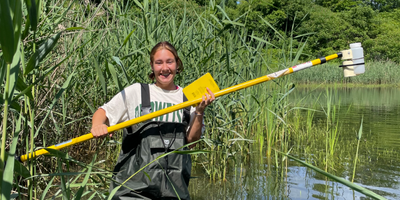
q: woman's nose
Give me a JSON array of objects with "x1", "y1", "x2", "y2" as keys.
[{"x1": 161, "y1": 63, "x2": 169, "y2": 70}]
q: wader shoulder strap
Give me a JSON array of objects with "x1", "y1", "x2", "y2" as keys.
[
  {"x1": 125, "y1": 83, "x2": 151, "y2": 134},
  {"x1": 182, "y1": 94, "x2": 190, "y2": 125},
  {"x1": 140, "y1": 83, "x2": 151, "y2": 116}
]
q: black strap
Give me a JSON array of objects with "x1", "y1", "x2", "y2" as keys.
[
  {"x1": 182, "y1": 94, "x2": 191, "y2": 124},
  {"x1": 140, "y1": 83, "x2": 152, "y2": 116},
  {"x1": 338, "y1": 62, "x2": 365, "y2": 68}
]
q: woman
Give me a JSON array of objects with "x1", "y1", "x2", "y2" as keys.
[{"x1": 91, "y1": 41, "x2": 215, "y2": 199}]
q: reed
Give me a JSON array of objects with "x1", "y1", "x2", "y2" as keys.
[
  {"x1": 352, "y1": 116, "x2": 363, "y2": 183},
  {"x1": 324, "y1": 87, "x2": 341, "y2": 170},
  {"x1": 291, "y1": 60, "x2": 400, "y2": 85}
]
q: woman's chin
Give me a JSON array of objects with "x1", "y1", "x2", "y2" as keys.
[{"x1": 156, "y1": 76, "x2": 175, "y2": 89}]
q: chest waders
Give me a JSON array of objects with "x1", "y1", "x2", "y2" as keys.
[{"x1": 110, "y1": 84, "x2": 192, "y2": 200}]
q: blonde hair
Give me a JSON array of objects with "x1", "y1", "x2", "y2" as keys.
[{"x1": 149, "y1": 41, "x2": 183, "y2": 80}]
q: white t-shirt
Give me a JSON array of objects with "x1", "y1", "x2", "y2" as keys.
[{"x1": 101, "y1": 83, "x2": 200, "y2": 130}]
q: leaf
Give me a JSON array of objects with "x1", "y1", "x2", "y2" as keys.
[
  {"x1": 0, "y1": 0, "x2": 15, "y2": 64},
  {"x1": 133, "y1": 0, "x2": 143, "y2": 10},
  {"x1": 249, "y1": 35, "x2": 277, "y2": 48},
  {"x1": 25, "y1": 171, "x2": 109, "y2": 180},
  {"x1": 111, "y1": 56, "x2": 123, "y2": 68},
  {"x1": 8, "y1": 37, "x2": 21, "y2": 102},
  {"x1": 95, "y1": 59, "x2": 107, "y2": 96},
  {"x1": 107, "y1": 186, "x2": 121, "y2": 200},
  {"x1": 2, "y1": 112, "x2": 24, "y2": 199},
  {"x1": 143, "y1": 171, "x2": 151, "y2": 181},
  {"x1": 65, "y1": 27, "x2": 85, "y2": 31},
  {"x1": 172, "y1": 150, "x2": 211, "y2": 155},
  {"x1": 14, "y1": 159, "x2": 31, "y2": 178},
  {"x1": 25, "y1": 32, "x2": 62, "y2": 75},
  {"x1": 16, "y1": 76, "x2": 33, "y2": 99},
  {"x1": 40, "y1": 177, "x2": 55, "y2": 200},
  {"x1": 25, "y1": 0, "x2": 38, "y2": 32},
  {"x1": 74, "y1": 154, "x2": 96, "y2": 200},
  {"x1": 357, "y1": 116, "x2": 363, "y2": 140},
  {"x1": 278, "y1": 151, "x2": 386, "y2": 200},
  {"x1": 112, "y1": 56, "x2": 131, "y2": 85},
  {"x1": 44, "y1": 148, "x2": 68, "y2": 160},
  {"x1": 11, "y1": 0, "x2": 22, "y2": 53},
  {"x1": 221, "y1": 20, "x2": 244, "y2": 27},
  {"x1": 115, "y1": 28, "x2": 136, "y2": 55},
  {"x1": 107, "y1": 62, "x2": 123, "y2": 92},
  {"x1": 259, "y1": 16, "x2": 284, "y2": 40}
]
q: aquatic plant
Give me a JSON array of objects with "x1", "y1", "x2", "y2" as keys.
[{"x1": 352, "y1": 116, "x2": 363, "y2": 183}]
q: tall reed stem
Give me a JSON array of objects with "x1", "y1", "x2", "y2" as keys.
[
  {"x1": 352, "y1": 139, "x2": 361, "y2": 182},
  {"x1": 0, "y1": 63, "x2": 11, "y2": 195},
  {"x1": 352, "y1": 117, "x2": 363, "y2": 182}
]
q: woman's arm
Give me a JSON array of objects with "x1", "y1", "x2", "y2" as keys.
[{"x1": 187, "y1": 88, "x2": 215, "y2": 147}]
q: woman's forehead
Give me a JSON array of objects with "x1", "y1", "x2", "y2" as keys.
[{"x1": 154, "y1": 49, "x2": 175, "y2": 59}]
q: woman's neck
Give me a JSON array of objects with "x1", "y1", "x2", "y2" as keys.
[{"x1": 155, "y1": 82, "x2": 177, "y2": 90}]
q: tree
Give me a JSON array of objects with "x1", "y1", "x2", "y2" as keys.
[{"x1": 362, "y1": 0, "x2": 400, "y2": 11}]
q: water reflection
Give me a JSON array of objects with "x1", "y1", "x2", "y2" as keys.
[{"x1": 190, "y1": 87, "x2": 400, "y2": 200}]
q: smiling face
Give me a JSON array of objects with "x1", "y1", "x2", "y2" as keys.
[{"x1": 151, "y1": 49, "x2": 178, "y2": 90}]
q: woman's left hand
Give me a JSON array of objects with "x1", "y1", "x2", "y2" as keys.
[{"x1": 196, "y1": 87, "x2": 215, "y2": 114}]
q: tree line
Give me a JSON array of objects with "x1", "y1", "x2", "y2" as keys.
[{"x1": 169, "y1": 0, "x2": 400, "y2": 63}]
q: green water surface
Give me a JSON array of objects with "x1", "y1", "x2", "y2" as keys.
[{"x1": 189, "y1": 87, "x2": 400, "y2": 200}]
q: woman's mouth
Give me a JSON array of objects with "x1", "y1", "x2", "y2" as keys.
[{"x1": 160, "y1": 72, "x2": 171, "y2": 78}]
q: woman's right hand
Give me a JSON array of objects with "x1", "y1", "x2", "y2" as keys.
[
  {"x1": 91, "y1": 124, "x2": 110, "y2": 138},
  {"x1": 91, "y1": 108, "x2": 112, "y2": 138}
]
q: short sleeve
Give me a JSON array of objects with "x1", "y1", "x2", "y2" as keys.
[{"x1": 100, "y1": 90, "x2": 129, "y2": 126}]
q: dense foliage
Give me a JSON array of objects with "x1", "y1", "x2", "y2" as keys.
[{"x1": 208, "y1": 0, "x2": 400, "y2": 62}]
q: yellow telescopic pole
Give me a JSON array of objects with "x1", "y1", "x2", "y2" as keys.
[{"x1": 18, "y1": 53, "x2": 342, "y2": 162}]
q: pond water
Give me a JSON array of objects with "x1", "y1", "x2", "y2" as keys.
[{"x1": 189, "y1": 87, "x2": 400, "y2": 199}]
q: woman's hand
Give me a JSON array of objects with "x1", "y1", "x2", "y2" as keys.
[
  {"x1": 91, "y1": 124, "x2": 111, "y2": 138},
  {"x1": 195, "y1": 87, "x2": 215, "y2": 114},
  {"x1": 91, "y1": 108, "x2": 112, "y2": 138}
]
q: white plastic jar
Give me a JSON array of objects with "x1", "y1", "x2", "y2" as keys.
[{"x1": 350, "y1": 43, "x2": 365, "y2": 74}]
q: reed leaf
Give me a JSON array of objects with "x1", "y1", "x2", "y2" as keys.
[
  {"x1": 11, "y1": 0, "x2": 22, "y2": 53},
  {"x1": 25, "y1": 0, "x2": 38, "y2": 32},
  {"x1": 8, "y1": 39, "x2": 21, "y2": 102},
  {"x1": 1, "y1": 112, "x2": 22, "y2": 200},
  {"x1": 259, "y1": 16, "x2": 284, "y2": 40},
  {"x1": 25, "y1": 32, "x2": 62, "y2": 75},
  {"x1": 107, "y1": 62, "x2": 123, "y2": 92},
  {"x1": 357, "y1": 116, "x2": 363, "y2": 140},
  {"x1": 40, "y1": 177, "x2": 55, "y2": 200},
  {"x1": 248, "y1": 35, "x2": 276, "y2": 48},
  {"x1": 14, "y1": 159, "x2": 31, "y2": 179},
  {"x1": 74, "y1": 154, "x2": 96, "y2": 200},
  {"x1": 0, "y1": 0, "x2": 15, "y2": 64},
  {"x1": 280, "y1": 152, "x2": 387, "y2": 200},
  {"x1": 94, "y1": 58, "x2": 107, "y2": 96},
  {"x1": 352, "y1": 116, "x2": 364, "y2": 182}
]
